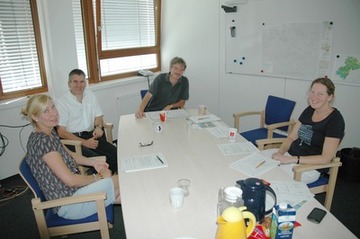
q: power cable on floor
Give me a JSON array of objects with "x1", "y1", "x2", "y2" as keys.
[
  {"x1": 0, "y1": 185, "x2": 29, "y2": 207},
  {"x1": 0, "y1": 123, "x2": 31, "y2": 157}
]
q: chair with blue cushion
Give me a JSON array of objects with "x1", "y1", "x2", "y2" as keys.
[
  {"x1": 256, "y1": 138, "x2": 342, "y2": 210},
  {"x1": 19, "y1": 156, "x2": 114, "y2": 239},
  {"x1": 140, "y1": 89, "x2": 148, "y2": 99},
  {"x1": 233, "y1": 95, "x2": 296, "y2": 146}
]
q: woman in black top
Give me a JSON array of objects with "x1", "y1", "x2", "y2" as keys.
[{"x1": 272, "y1": 77, "x2": 345, "y2": 165}]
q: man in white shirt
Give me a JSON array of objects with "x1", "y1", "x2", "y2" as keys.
[{"x1": 56, "y1": 69, "x2": 117, "y2": 173}]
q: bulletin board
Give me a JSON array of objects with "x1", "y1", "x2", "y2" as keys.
[{"x1": 223, "y1": 0, "x2": 360, "y2": 83}]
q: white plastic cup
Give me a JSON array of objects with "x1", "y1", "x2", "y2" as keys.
[
  {"x1": 198, "y1": 105, "x2": 207, "y2": 115},
  {"x1": 153, "y1": 121, "x2": 162, "y2": 133},
  {"x1": 228, "y1": 128, "x2": 237, "y2": 142},
  {"x1": 169, "y1": 187, "x2": 185, "y2": 209},
  {"x1": 177, "y1": 178, "x2": 191, "y2": 196}
]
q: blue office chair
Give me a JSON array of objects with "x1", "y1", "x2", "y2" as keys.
[
  {"x1": 19, "y1": 156, "x2": 114, "y2": 239},
  {"x1": 140, "y1": 89, "x2": 148, "y2": 99},
  {"x1": 233, "y1": 95, "x2": 296, "y2": 145},
  {"x1": 256, "y1": 138, "x2": 342, "y2": 210}
]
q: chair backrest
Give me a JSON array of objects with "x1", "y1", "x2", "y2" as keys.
[
  {"x1": 19, "y1": 156, "x2": 46, "y2": 201},
  {"x1": 265, "y1": 95, "x2": 296, "y2": 131},
  {"x1": 140, "y1": 89, "x2": 148, "y2": 99}
]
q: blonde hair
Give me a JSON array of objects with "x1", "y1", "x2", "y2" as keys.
[{"x1": 21, "y1": 94, "x2": 52, "y2": 126}]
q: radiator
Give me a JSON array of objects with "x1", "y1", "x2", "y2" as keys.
[{"x1": 116, "y1": 92, "x2": 141, "y2": 118}]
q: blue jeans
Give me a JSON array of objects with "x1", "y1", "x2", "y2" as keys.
[{"x1": 57, "y1": 178, "x2": 115, "y2": 219}]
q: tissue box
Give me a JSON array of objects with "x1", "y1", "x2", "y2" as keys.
[{"x1": 270, "y1": 203, "x2": 296, "y2": 239}]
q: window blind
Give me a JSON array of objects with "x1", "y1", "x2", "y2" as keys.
[
  {"x1": 100, "y1": 0, "x2": 156, "y2": 50},
  {"x1": 72, "y1": 0, "x2": 158, "y2": 78},
  {"x1": 0, "y1": 0, "x2": 42, "y2": 93},
  {"x1": 72, "y1": 0, "x2": 88, "y2": 75}
]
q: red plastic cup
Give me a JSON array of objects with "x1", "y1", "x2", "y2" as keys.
[{"x1": 159, "y1": 111, "x2": 167, "y2": 122}]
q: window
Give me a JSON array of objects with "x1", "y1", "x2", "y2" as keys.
[
  {"x1": 73, "y1": 0, "x2": 161, "y2": 83},
  {"x1": 0, "y1": 0, "x2": 47, "y2": 100}
]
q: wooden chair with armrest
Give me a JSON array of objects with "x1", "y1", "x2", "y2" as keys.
[
  {"x1": 61, "y1": 122, "x2": 114, "y2": 174},
  {"x1": 60, "y1": 122, "x2": 114, "y2": 146},
  {"x1": 233, "y1": 95, "x2": 296, "y2": 146},
  {"x1": 102, "y1": 122, "x2": 114, "y2": 144},
  {"x1": 256, "y1": 138, "x2": 342, "y2": 210},
  {"x1": 19, "y1": 156, "x2": 114, "y2": 239}
]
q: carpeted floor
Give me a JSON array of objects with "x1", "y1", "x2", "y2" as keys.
[
  {"x1": 0, "y1": 174, "x2": 359, "y2": 239},
  {"x1": 0, "y1": 174, "x2": 126, "y2": 239}
]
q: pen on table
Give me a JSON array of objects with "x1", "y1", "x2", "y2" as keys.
[
  {"x1": 255, "y1": 160, "x2": 266, "y2": 168},
  {"x1": 156, "y1": 155, "x2": 164, "y2": 164}
]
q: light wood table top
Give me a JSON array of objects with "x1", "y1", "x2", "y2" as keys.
[{"x1": 117, "y1": 110, "x2": 356, "y2": 239}]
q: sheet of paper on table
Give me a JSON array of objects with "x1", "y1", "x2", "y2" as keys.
[
  {"x1": 230, "y1": 152, "x2": 279, "y2": 176},
  {"x1": 121, "y1": 153, "x2": 168, "y2": 173},
  {"x1": 193, "y1": 121, "x2": 216, "y2": 128},
  {"x1": 205, "y1": 123, "x2": 228, "y2": 138},
  {"x1": 268, "y1": 180, "x2": 315, "y2": 207},
  {"x1": 188, "y1": 114, "x2": 221, "y2": 124},
  {"x1": 191, "y1": 120, "x2": 223, "y2": 130},
  {"x1": 218, "y1": 141, "x2": 259, "y2": 156}
]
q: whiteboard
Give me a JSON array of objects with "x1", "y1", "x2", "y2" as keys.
[{"x1": 223, "y1": 0, "x2": 360, "y2": 82}]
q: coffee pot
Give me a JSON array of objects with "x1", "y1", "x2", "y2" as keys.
[
  {"x1": 236, "y1": 178, "x2": 277, "y2": 221},
  {"x1": 215, "y1": 206, "x2": 256, "y2": 239}
]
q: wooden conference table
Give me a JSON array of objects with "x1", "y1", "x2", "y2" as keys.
[{"x1": 117, "y1": 110, "x2": 356, "y2": 239}]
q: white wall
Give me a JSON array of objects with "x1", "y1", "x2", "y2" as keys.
[
  {"x1": 37, "y1": 0, "x2": 79, "y2": 99},
  {"x1": 161, "y1": 0, "x2": 220, "y2": 112},
  {"x1": 0, "y1": 0, "x2": 359, "y2": 179}
]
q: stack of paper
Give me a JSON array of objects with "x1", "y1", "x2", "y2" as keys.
[{"x1": 121, "y1": 153, "x2": 168, "y2": 173}]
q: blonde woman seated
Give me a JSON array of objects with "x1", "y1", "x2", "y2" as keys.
[
  {"x1": 22, "y1": 94, "x2": 120, "y2": 219},
  {"x1": 271, "y1": 78, "x2": 345, "y2": 183}
]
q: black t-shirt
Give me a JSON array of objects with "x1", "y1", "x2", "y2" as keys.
[
  {"x1": 289, "y1": 106, "x2": 345, "y2": 156},
  {"x1": 145, "y1": 73, "x2": 189, "y2": 112}
]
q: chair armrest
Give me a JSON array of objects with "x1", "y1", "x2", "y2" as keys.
[
  {"x1": 293, "y1": 157, "x2": 342, "y2": 181},
  {"x1": 88, "y1": 156, "x2": 106, "y2": 162},
  {"x1": 61, "y1": 139, "x2": 82, "y2": 147},
  {"x1": 266, "y1": 119, "x2": 296, "y2": 138},
  {"x1": 104, "y1": 122, "x2": 113, "y2": 128},
  {"x1": 233, "y1": 111, "x2": 263, "y2": 118},
  {"x1": 256, "y1": 138, "x2": 285, "y2": 150},
  {"x1": 32, "y1": 192, "x2": 107, "y2": 210},
  {"x1": 233, "y1": 110, "x2": 264, "y2": 131},
  {"x1": 104, "y1": 123, "x2": 114, "y2": 144},
  {"x1": 61, "y1": 139, "x2": 82, "y2": 155}
]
